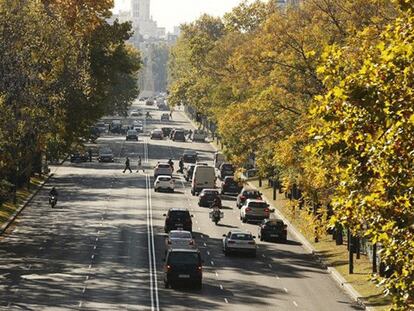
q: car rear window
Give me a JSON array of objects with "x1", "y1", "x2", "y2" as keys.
[
  {"x1": 170, "y1": 211, "x2": 190, "y2": 220},
  {"x1": 174, "y1": 131, "x2": 185, "y2": 138},
  {"x1": 266, "y1": 221, "x2": 284, "y2": 228},
  {"x1": 158, "y1": 177, "x2": 171, "y2": 181},
  {"x1": 249, "y1": 202, "x2": 268, "y2": 208},
  {"x1": 168, "y1": 252, "x2": 200, "y2": 265},
  {"x1": 221, "y1": 164, "x2": 234, "y2": 170},
  {"x1": 230, "y1": 233, "x2": 253, "y2": 240},
  {"x1": 244, "y1": 191, "x2": 260, "y2": 197},
  {"x1": 158, "y1": 164, "x2": 171, "y2": 169},
  {"x1": 170, "y1": 231, "x2": 192, "y2": 239}
]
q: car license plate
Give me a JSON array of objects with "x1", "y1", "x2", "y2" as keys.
[
  {"x1": 178, "y1": 274, "x2": 190, "y2": 278},
  {"x1": 270, "y1": 234, "x2": 279, "y2": 237}
]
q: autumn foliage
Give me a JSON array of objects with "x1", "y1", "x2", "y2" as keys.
[{"x1": 169, "y1": 0, "x2": 412, "y2": 308}]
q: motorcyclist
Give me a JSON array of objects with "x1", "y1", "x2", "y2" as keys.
[
  {"x1": 49, "y1": 187, "x2": 58, "y2": 204},
  {"x1": 146, "y1": 111, "x2": 152, "y2": 119},
  {"x1": 210, "y1": 198, "x2": 222, "y2": 223},
  {"x1": 178, "y1": 157, "x2": 184, "y2": 173}
]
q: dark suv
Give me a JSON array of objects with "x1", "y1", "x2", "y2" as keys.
[
  {"x1": 258, "y1": 219, "x2": 288, "y2": 242},
  {"x1": 163, "y1": 208, "x2": 193, "y2": 233},
  {"x1": 164, "y1": 249, "x2": 203, "y2": 289},
  {"x1": 219, "y1": 163, "x2": 235, "y2": 180},
  {"x1": 221, "y1": 176, "x2": 242, "y2": 195},
  {"x1": 236, "y1": 187, "x2": 262, "y2": 208}
]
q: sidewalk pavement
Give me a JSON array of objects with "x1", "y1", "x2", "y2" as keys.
[{"x1": 0, "y1": 159, "x2": 65, "y2": 236}]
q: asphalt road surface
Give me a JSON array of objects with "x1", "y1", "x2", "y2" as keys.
[{"x1": 0, "y1": 100, "x2": 363, "y2": 311}]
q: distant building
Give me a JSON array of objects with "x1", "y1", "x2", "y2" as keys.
[
  {"x1": 130, "y1": 0, "x2": 158, "y2": 39},
  {"x1": 173, "y1": 26, "x2": 181, "y2": 37}
]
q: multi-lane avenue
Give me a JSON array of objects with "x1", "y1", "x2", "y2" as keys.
[{"x1": 0, "y1": 100, "x2": 363, "y2": 310}]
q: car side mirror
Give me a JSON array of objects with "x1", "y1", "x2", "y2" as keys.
[
  {"x1": 270, "y1": 209, "x2": 275, "y2": 213},
  {"x1": 163, "y1": 214, "x2": 167, "y2": 216},
  {"x1": 222, "y1": 234, "x2": 226, "y2": 237},
  {"x1": 252, "y1": 236, "x2": 256, "y2": 239},
  {"x1": 191, "y1": 215, "x2": 194, "y2": 217}
]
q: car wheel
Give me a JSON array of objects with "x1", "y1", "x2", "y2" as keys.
[
  {"x1": 242, "y1": 217, "x2": 247, "y2": 223},
  {"x1": 260, "y1": 235, "x2": 263, "y2": 241},
  {"x1": 154, "y1": 188, "x2": 158, "y2": 192}
]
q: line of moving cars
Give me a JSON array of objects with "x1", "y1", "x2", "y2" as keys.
[{"x1": 162, "y1": 209, "x2": 202, "y2": 289}]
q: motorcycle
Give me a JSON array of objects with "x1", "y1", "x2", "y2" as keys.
[
  {"x1": 209, "y1": 209, "x2": 223, "y2": 225},
  {"x1": 49, "y1": 195, "x2": 57, "y2": 208}
]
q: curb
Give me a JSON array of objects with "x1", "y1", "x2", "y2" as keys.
[
  {"x1": 0, "y1": 174, "x2": 53, "y2": 236},
  {"x1": 0, "y1": 156, "x2": 67, "y2": 236},
  {"x1": 246, "y1": 183, "x2": 374, "y2": 311}
]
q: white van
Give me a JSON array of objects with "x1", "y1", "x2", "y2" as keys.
[
  {"x1": 191, "y1": 165, "x2": 216, "y2": 195},
  {"x1": 213, "y1": 152, "x2": 226, "y2": 169}
]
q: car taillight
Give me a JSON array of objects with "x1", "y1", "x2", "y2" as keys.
[
  {"x1": 258, "y1": 196, "x2": 262, "y2": 200},
  {"x1": 165, "y1": 265, "x2": 171, "y2": 272},
  {"x1": 189, "y1": 240, "x2": 194, "y2": 245},
  {"x1": 264, "y1": 208, "x2": 270, "y2": 213},
  {"x1": 197, "y1": 266, "x2": 202, "y2": 273},
  {"x1": 245, "y1": 208, "x2": 252, "y2": 212},
  {"x1": 240, "y1": 195, "x2": 245, "y2": 200},
  {"x1": 228, "y1": 240, "x2": 235, "y2": 244}
]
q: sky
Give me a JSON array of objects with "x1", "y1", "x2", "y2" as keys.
[{"x1": 114, "y1": 0, "x2": 248, "y2": 32}]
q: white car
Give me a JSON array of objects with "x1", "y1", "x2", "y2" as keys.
[
  {"x1": 154, "y1": 162, "x2": 173, "y2": 178},
  {"x1": 154, "y1": 175, "x2": 175, "y2": 192},
  {"x1": 222, "y1": 229, "x2": 257, "y2": 257},
  {"x1": 130, "y1": 110, "x2": 142, "y2": 117},
  {"x1": 240, "y1": 199, "x2": 270, "y2": 223},
  {"x1": 165, "y1": 230, "x2": 195, "y2": 253}
]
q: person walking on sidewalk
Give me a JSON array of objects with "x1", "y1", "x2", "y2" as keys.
[
  {"x1": 136, "y1": 156, "x2": 144, "y2": 173},
  {"x1": 123, "y1": 156, "x2": 132, "y2": 173}
]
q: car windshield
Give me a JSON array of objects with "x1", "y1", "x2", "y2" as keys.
[
  {"x1": 127, "y1": 131, "x2": 137, "y2": 135},
  {"x1": 170, "y1": 231, "x2": 192, "y2": 239},
  {"x1": 230, "y1": 233, "x2": 253, "y2": 240},
  {"x1": 175, "y1": 131, "x2": 185, "y2": 138},
  {"x1": 168, "y1": 252, "x2": 200, "y2": 265},
  {"x1": 158, "y1": 164, "x2": 170, "y2": 169},
  {"x1": 170, "y1": 211, "x2": 190, "y2": 220}
]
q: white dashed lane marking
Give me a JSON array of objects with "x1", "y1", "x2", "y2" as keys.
[
  {"x1": 293, "y1": 301, "x2": 298, "y2": 307},
  {"x1": 284, "y1": 287, "x2": 288, "y2": 293},
  {"x1": 224, "y1": 298, "x2": 229, "y2": 304},
  {"x1": 219, "y1": 284, "x2": 223, "y2": 290}
]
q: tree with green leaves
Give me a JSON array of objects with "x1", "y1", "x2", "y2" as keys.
[{"x1": 310, "y1": 3, "x2": 414, "y2": 307}]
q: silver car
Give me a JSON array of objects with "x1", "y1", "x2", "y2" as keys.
[
  {"x1": 222, "y1": 229, "x2": 257, "y2": 257},
  {"x1": 165, "y1": 230, "x2": 196, "y2": 253}
]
